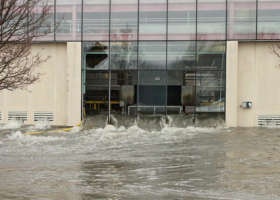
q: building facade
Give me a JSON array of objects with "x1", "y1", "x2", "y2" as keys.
[{"x1": 0, "y1": 0, "x2": 280, "y2": 127}]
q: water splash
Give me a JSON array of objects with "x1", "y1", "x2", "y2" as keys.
[
  {"x1": 33, "y1": 118, "x2": 50, "y2": 129},
  {"x1": 83, "y1": 113, "x2": 225, "y2": 132},
  {"x1": 71, "y1": 125, "x2": 83, "y2": 133},
  {"x1": 7, "y1": 131, "x2": 24, "y2": 139},
  {"x1": 104, "y1": 124, "x2": 117, "y2": 132},
  {"x1": 0, "y1": 119, "x2": 22, "y2": 130}
]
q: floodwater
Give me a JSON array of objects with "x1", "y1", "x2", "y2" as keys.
[{"x1": 1, "y1": 116, "x2": 280, "y2": 200}]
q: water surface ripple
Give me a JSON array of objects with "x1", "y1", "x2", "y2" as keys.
[{"x1": 1, "y1": 125, "x2": 280, "y2": 200}]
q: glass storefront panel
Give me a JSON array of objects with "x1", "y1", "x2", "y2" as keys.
[
  {"x1": 195, "y1": 71, "x2": 226, "y2": 113},
  {"x1": 138, "y1": 42, "x2": 166, "y2": 70},
  {"x1": 110, "y1": 70, "x2": 137, "y2": 116},
  {"x1": 33, "y1": 0, "x2": 55, "y2": 41},
  {"x1": 167, "y1": 41, "x2": 196, "y2": 70},
  {"x1": 197, "y1": 41, "x2": 226, "y2": 71},
  {"x1": 257, "y1": 0, "x2": 280, "y2": 40},
  {"x1": 167, "y1": 71, "x2": 185, "y2": 115},
  {"x1": 227, "y1": 0, "x2": 257, "y2": 40},
  {"x1": 138, "y1": 71, "x2": 167, "y2": 114},
  {"x1": 28, "y1": 1, "x2": 280, "y2": 42},
  {"x1": 83, "y1": 70, "x2": 109, "y2": 114},
  {"x1": 183, "y1": 70, "x2": 196, "y2": 114},
  {"x1": 15, "y1": 1, "x2": 280, "y2": 42},
  {"x1": 167, "y1": 70, "x2": 196, "y2": 125},
  {"x1": 83, "y1": 0, "x2": 110, "y2": 41},
  {"x1": 111, "y1": 0, "x2": 138, "y2": 41},
  {"x1": 139, "y1": 0, "x2": 167, "y2": 40},
  {"x1": 83, "y1": 41, "x2": 109, "y2": 70},
  {"x1": 56, "y1": 0, "x2": 82, "y2": 41},
  {"x1": 197, "y1": 0, "x2": 226, "y2": 40},
  {"x1": 110, "y1": 41, "x2": 138, "y2": 70},
  {"x1": 168, "y1": 0, "x2": 196, "y2": 40}
]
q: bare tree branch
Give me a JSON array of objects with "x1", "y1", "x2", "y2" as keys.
[
  {"x1": 0, "y1": 0, "x2": 54, "y2": 90},
  {"x1": 269, "y1": 44, "x2": 280, "y2": 69}
]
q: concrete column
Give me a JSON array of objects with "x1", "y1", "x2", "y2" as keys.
[
  {"x1": 226, "y1": 41, "x2": 238, "y2": 127},
  {"x1": 55, "y1": 43, "x2": 68, "y2": 126},
  {"x1": 237, "y1": 42, "x2": 256, "y2": 127},
  {"x1": 67, "y1": 42, "x2": 81, "y2": 126}
]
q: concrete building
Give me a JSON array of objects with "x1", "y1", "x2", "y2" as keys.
[{"x1": 1, "y1": 0, "x2": 280, "y2": 127}]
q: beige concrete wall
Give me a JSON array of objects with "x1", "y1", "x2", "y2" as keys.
[
  {"x1": 0, "y1": 42, "x2": 81, "y2": 126},
  {"x1": 66, "y1": 42, "x2": 82, "y2": 126},
  {"x1": 226, "y1": 41, "x2": 280, "y2": 127},
  {"x1": 255, "y1": 42, "x2": 280, "y2": 119},
  {"x1": 226, "y1": 41, "x2": 238, "y2": 127},
  {"x1": 236, "y1": 43, "x2": 256, "y2": 127}
]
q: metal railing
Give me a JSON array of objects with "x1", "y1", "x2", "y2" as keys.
[{"x1": 128, "y1": 105, "x2": 182, "y2": 115}]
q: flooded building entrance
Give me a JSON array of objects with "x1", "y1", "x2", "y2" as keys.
[{"x1": 82, "y1": 41, "x2": 226, "y2": 124}]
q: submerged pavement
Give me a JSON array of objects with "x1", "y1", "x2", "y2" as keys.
[{"x1": 0, "y1": 117, "x2": 280, "y2": 199}]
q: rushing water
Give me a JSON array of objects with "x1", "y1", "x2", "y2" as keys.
[{"x1": 1, "y1": 116, "x2": 280, "y2": 200}]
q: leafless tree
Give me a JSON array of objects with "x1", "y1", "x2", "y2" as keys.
[
  {"x1": 0, "y1": 0, "x2": 54, "y2": 90},
  {"x1": 269, "y1": 44, "x2": 280, "y2": 69},
  {"x1": 110, "y1": 25, "x2": 138, "y2": 70}
]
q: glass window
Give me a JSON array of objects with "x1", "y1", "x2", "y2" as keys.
[
  {"x1": 257, "y1": 1, "x2": 280, "y2": 40},
  {"x1": 167, "y1": 41, "x2": 196, "y2": 70},
  {"x1": 33, "y1": 0, "x2": 55, "y2": 41},
  {"x1": 110, "y1": 42, "x2": 138, "y2": 70},
  {"x1": 227, "y1": 0, "x2": 257, "y2": 40},
  {"x1": 138, "y1": 42, "x2": 166, "y2": 70},
  {"x1": 168, "y1": 0, "x2": 196, "y2": 40},
  {"x1": 166, "y1": 71, "x2": 186, "y2": 115},
  {"x1": 139, "y1": 0, "x2": 167, "y2": 40},
  {"x1": 197, "y1": 0, "x2": 226, "y2": 40},
  {"x1": 138, "y1": 71, "x2": 167, "y2": 114},
  {"x1": 195, "y1": 71, "x2": 226, "y2": 113},
  {"x1": 83, "y1": 0, "x2": 110, "y2": 41},
  {"x1": 197, "y1": 41, "x2": 226, "y2": 70},
  {"x1": 109, "y1": 71, "x2": 137, "y2": 116},
  {"x1": 111, "y1": 0, "x2": 138, "y2": 41},
  {"x1": 83, "y1": 42, "x2": 109, "y2": 70},
  {"x1": 56, "y1": 0, "x2": 82, "y2": 41},
  {"x1": 83, "y1": 71, "x2": 110, "y2": 112}
]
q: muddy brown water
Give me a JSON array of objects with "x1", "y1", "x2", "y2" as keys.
[{"x1": 0, "y1": 116, "x2": 280, "y2": 200}]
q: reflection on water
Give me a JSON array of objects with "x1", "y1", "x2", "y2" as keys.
[{"x1": 0, "y1": 119, "x2": 280, "y2": 199}]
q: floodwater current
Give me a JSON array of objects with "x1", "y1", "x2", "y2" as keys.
[{"x1": 1, "y1": 116, "x2": 280, "y2": 200}]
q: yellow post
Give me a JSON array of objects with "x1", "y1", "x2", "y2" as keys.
[
  {"x1": 94, "y1": 103, "x2": 96, "y2": 110},
  {"x1": 83, "y1": 108, "x2": 86, "y2": 117}
]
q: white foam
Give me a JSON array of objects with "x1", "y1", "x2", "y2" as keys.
[
  {"x1": 33, "y1": 119, "x2": 50, "y2": 129},
  {"x1": 117, "y1": 126, "x2": 126, "y2": 132},
  {"x1": 71, "y1": 125, "x2": 82, "y2": 133},
  {"x1": 104, "y1": 124, "x2": 117, "y2": 132},
  {"x1": 0, "y1": 120, "x2": 22, "y2": 130},
  {"x1": 7, "y1": 131, "x2": 67, "y2": 143},
  {"x1": 127, "y1": 125, "x2": 144, "y2": 132},
  {"x1": 7, "y1": 131, "x2": 24, "y2": 139}
]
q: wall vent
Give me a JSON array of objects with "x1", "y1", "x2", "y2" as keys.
[
  {"x1": 8, "y1": 111, "x2": 28, "y2": 122},
  {"x1": 34, "y1": 111, "x2": 54, "y2": 122},
  {"x1": 0, "y1": 111, "x2": 2, "y2": 121},
  {"x1": 258, "y1": 115, "x2": 280, "y2": 126}
]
